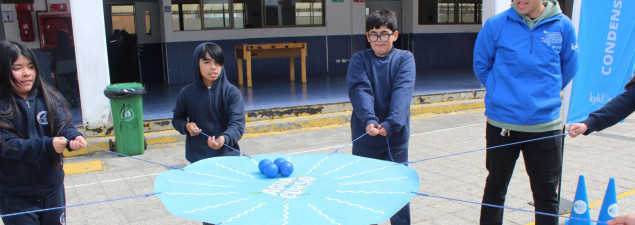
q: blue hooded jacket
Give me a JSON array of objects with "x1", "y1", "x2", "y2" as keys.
[
  {"x1": 0, "y1": 91, "x2": 82, "y2": 196},
  {"x1": 473, "y1": 7, "x2": 578, "y2": 126},
  {"x1": 172, "y1": 43, "x2": 245, "y2": 163}
]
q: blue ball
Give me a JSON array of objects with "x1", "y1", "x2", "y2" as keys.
[
  {"x1": 279, "y1": 161, "x2": 294, "y2": 177},
  {"x1": 258, "y1": 159, "x2": 273, "y2": 174},
  {"x1": 273, "y1": 158, "x2": 287, "y2": 167},
  {"x1": 263, "y1": 163, "x2": 279, "y2": 178}
]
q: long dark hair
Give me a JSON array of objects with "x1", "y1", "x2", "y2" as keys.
[{"x1": 0, "y1": 40, "x2": 71, "y2": 166}]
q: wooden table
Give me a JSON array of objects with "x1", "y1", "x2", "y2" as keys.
[{"x1": 235, "y1": 42, "x2": 307, "y2": 87}]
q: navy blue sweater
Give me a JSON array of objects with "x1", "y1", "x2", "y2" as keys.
[
  {"x1": 0, "y1": 91, "x2": 82, "y2": 196},
  {"x1": 172, "y1": 43, "x2": 245, "y2": 163},
  {"x1": 347, "y1": 48, "x2": 416, "y2": 152},
  {"x1": 582, "y1": 84, "x2": 635, "y2": 135}
]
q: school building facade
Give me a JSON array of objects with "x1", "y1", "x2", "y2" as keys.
[{"x1": 0, "y1": 0, "x2": 574, "y2": 128}]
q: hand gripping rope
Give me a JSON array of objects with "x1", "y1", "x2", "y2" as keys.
[{"x1": 1, "y1": 131, "x2": 602, "y2": 224}]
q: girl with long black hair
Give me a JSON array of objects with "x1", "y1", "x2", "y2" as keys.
[{"x1": 0, "y1": 40, "x2": 86, "y2": 224}]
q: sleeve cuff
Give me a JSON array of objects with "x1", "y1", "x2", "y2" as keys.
[
  {"x1": 65, "y1": 135, "x2": 84, "y2": 151},
  {"x1": 581, "y1": 120, "x2": 594, "y2": 135},
  {"x1": 365, "y1": 120, "x2": 379, "y2": 128},
  {"x1": 181, "y1": 122, "x2": 188, "y2": 134},
  {"x1": 380, "y1": 121, "x2": 393, "y2": 136},
  {"x1": 222, "y1": 134, "x2": 230, "y2": 146},
  {"x1": 44, "y1": 137, "x2": 56, "y2": 154}
]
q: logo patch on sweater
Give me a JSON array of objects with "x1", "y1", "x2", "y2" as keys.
[
  {"x1": 60, "y1": 212, "x2": 66, "y2": 225},
  {"x1": 541, "y1": 31, "x2": 562, "y2": 50},
  {"x1": 37, "y1": 111, "x2": 48, "y2": 125}
]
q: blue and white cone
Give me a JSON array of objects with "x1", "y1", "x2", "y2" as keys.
[
  {"x1": 598, "y1": 178, "x2": 618, "y2": 223},
  {"x1": 567, "y1": 175, "x2": 592, "y2": 225}
]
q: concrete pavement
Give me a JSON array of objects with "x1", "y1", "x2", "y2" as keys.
[
  {"x1": 63, "y1": 91, "x2": 486, "y2": 158},
  {"x1": 3, "y1": 107, "x2": 635, "y2": 224}
]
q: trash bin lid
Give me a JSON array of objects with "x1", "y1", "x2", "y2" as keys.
[
  {"x1": 106, "y1": 82, "x2": 144, "y2": 90},
  {"x1": 104, "y1": 82, "x2": 146, "y2": 99}
]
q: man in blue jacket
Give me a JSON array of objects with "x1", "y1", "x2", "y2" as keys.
[
  {"x1": 473, "y1": 0, "x2": 578, "y2": 224},
  {"x1": 347, "y1": 9, "x2": 416, "y2": 225},
  {"x1": 172, "y1": 42, "x2": 245, "y2": 165}
]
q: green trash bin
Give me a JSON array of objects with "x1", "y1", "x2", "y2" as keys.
[{"x1": 104, "y1": 82, "x2": 147, "y2": 156}]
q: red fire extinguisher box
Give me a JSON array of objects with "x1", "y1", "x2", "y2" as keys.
[
  {"x1": 16, "y1": 10, "x2": 35, "y2": 42},
  {"x1": 38, "y1": 14, "x2": 73, "y2": 49}
]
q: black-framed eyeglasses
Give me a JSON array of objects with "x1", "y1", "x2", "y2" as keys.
[{"x1": 368, "y1": 33, "x2": 394, "y2": 42}]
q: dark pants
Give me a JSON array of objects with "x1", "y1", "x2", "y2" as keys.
[
  {"x1": 0, "y1": 185, "x2": 66, "y2": 225},
  {"x1": 480, "y1": 123, "x2": 562, "y2": 225},
  {"x1": 57, "y1": 73, "x2": 80, "y2": 107},
  {"x1": 353, "y1": 147, "x2": 411, "y2": 225}
]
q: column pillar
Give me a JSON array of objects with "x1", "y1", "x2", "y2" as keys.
[
  {"x1": 69, "y1": 0, "x2": 112, "y2": 126},
  {"x1": 482, "y1": 0, "x2": 511, "y2": 25}
]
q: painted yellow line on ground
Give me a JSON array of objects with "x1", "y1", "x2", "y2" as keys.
[
  {"x1": 617, "y1": 190, "x2": 635, "y2": 200},
  {"x1": 525, "y1": 189, "x2": 635, "y2": 225},
  {"x1": 63, "y1": 160, "x2": 103, "y2": 175},
  {"x1": 67, "y1": 100, "x2": 485, "y2": 158}
]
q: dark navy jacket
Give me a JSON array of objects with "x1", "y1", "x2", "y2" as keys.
[
  {"x1": 582, "y1": 84, "x2": 635, "y2": 135},
  {"x1": 0, "y1": 91, "x2": 82, "y2": 196},
  {"x1": 172, "y1": 43, "x2": 245, "y2": 163},
  {"x1": 347, "y1": 48, "x2": 416, "y2": 152}
]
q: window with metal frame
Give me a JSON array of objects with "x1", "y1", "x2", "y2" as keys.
[
  {"x1": 172, "y1": 0, "x2": 323, "y2": 31},
  {"x1": 419, "y1": 0, "x2": 482, "y2": 25}
]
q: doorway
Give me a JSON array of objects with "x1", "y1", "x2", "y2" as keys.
[{"x1": 104, "y1": 1, "x2": 164, "y2": 85}]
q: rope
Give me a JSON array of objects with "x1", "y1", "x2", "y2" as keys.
[
  {"x1": 42, "y1": 130, "x2": 575, "y2": 223},
  {"x1": 412, "y1": 192, "x2": 603, "y2": 224},
  {"x1": 197, "y1": 130, "x2": 252, "y2": 159},
  {"x1": 386, "y1": 136, "x2": 394, "y2": 162},
  {"x1": 402, "y1": 132, "x2": 570, "y2": 165},
  {"x1": 87, "y1": 144, "x2": 183, "y2": 171},
  {"x1": 0, "y1": 192, "x2": 162, "y2": 218},
  {"x1": 329, "y1": 132, "x2": 369, "y2": 155}
]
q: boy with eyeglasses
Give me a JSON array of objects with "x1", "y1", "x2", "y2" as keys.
[{"x1": 346, "y1": 9, "x2": 416, "y2": 225}]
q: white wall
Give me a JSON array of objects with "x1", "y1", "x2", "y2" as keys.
[
  {"x1": 1, "y1": 3, "x2": 39, "y2": 48},
  {"x1": 325, "y1": 0, "x2": 366, "y2": 35},
  {"x1": 1, "y1": 0, "x2": 74, "y2": 48},
  {"x1": 69, "y1": 0, "x2": 112, "y2": 126},
  {"x1": 482, "y1": 0, "x2": 512, "y2": 25}
]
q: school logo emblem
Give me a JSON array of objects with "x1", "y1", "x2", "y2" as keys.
[
  {"x1": 573, "y1": 200, "x2": 588, "y2": 214},
  {"x1": 120, "y1": 104, "x2": 134, "y2": 122},
  {"x1": 59, "y1": 212, "x2": 66, "y2": 225},
  {"x1": 608, "y1": 203, "x2": 618, "y2": 217},
  {"x1": 541, "y1": 30, "x2": 562, "y2": 49},
  {"x1": 37, "y1": 111, "x2": 48, "y2": 125}
]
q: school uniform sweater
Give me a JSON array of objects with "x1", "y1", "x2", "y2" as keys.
[
  {"x1": 0, "y1": 91, "x2": 82, "y2": 196},
  {"x1": 347, "y1": 47, "x2": 416, "y2": 152}
]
